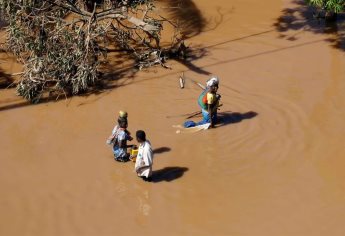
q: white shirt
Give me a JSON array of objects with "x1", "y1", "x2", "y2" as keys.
[{"x1": 135, "y1": 141, "x2": 153, "y2": 178}]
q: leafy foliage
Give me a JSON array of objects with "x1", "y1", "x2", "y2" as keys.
[
  {"x1": 0, "y1": 0, "x2": 186, "y2": 102},
  {"x1": 306, "y1": 0, "x2": 345, "y2": 13}
]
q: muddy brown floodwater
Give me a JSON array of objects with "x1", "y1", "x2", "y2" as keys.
[{"x1": 1, "y1": 0, "x2": 345, "y2": 235}]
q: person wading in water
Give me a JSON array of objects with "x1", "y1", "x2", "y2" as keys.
[
  {"x1": 197, "y1": 76, "x2": 221, "y2": 128},
  {"x1": 106, "y1": 111, "x2": 133, "y2": 162},
  {"x1": 134, "y1": 130, "x2": 153, "y2": 182}
]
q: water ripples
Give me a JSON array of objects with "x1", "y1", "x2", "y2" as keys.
[{"x1": 214, "y1": 81, "x2": 312, "y2": 174}]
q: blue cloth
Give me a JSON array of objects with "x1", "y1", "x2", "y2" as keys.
[
  {"x1": 184, "y1": 120, "x2": 197, "y2": 128},
  {"x1": 112, "y1": 129, "x2": 129, "y2": 159},
  {"x1": 113, "y1": 145, "x2": 127, "y2": 158},
  {"x1": 183, "y1": 109, "x2": 217, "y2": 128}
]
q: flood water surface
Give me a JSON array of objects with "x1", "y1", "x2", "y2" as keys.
[{"x1": 1, "y1": 0, "x2": 345, "y2": 235}]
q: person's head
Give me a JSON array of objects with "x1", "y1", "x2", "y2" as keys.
[
  {"x1": 206, "y1": 76, "x2": 219, "y2": 92},
  {"x1": 210, "y1": 84, "x2": 218, "y2": 93},
  {"x1": 136, "y1": 130, "x2": 146, "y2": 143},
  {"x1": 118, "y1": 117, "x2": 128, "y2": 129}
]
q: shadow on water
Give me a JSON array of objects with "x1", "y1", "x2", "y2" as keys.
[
  {"x1": 0, "y1": 69, "x2": 13, "y2": 89},
  {"x1": 274, "y1": 0, "x2": 345, "y2": 50},
  {"x1": 183, "y1": 38, "x2": 325, "y2": 71},
  {"x1": 175, "y1": 45, "x2": 211, "y2": 75},
  {"x1": 0, "y1": 53, "x2": 137, "y2": 111},
  {"x1": 153, "y1": 147, "x2": 171, "y2": 155},
  {"x1": 217, "y1": 111, "x2": 258, "y2": 127},
  {"x1": 139, "y1": 29, "x2": 323, "y2": 82},
  {"x1": 158, "y1": 0, "x2": 213, "y2": 75},
  {"x1": 1, "y1": 0, "x2": 259, "y2": 109},
  {"x1": 159, "y1": 0, "x2": 234, "y2": 76},
  {"x1": 160, "y1": 0, "x2": 206, "y2": 39},
  {"x1": 0, "y1": 34, "x2": 326, "y2": 112},
  {"x1": 152, "y1": 166, "x2": 188, "y2": 183},
  {"x1": 0, "y1": 0, "x2": 214, "y2": 110}
]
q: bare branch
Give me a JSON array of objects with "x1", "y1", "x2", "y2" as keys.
[{"x1": 0, "y1": 0, "x2": 186, "y2": 102}]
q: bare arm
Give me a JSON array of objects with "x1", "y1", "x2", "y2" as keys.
[{"x1": 106, "y1": 125, "x2": 118, "y2": 143}]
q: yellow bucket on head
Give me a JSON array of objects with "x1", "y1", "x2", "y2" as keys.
[{"x1": 119, "y1": 110, "x2": 128, "y2": 118}]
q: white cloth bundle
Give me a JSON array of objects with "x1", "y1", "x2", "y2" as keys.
[{"x1": 206, "y1": 76, "x2": 219, "y2": 88}]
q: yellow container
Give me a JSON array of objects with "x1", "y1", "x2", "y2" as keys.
[{"x1": 130, "y1": 149, "x2": 138, "y2": 157}]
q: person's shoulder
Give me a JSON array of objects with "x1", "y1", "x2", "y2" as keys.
[
  {"x1": 117, "y1": 129, "x2": 126, "y2": 138},
  {"x1": 145, "y1": 140, "x2": 152, "y2": 148}
]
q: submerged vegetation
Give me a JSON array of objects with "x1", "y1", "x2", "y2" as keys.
[{"x1": 0, "y1": 0, "x2": 187, "y2": 102}]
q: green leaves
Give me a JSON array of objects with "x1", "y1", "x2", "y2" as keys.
[{"x1": 306, "y1": 0, "x2": 345, "y2": 13}]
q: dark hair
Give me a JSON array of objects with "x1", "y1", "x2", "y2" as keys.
[
  {"x1": 118, "y1": 117, "x2": 127, "y2": 123},
  {"x1": 136, "y1": 130, "x2": 146, "y2": 142},
  {"x1": 118, "y1": 117, "x2": 127, "y2": 128}
]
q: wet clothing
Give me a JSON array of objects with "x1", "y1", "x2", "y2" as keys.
[
  {"x1": 198, "y1": 90, "x2": 209, "y2": 110},
  {"x1": 200, "y1": 108, "x2": 217, "y2": 125},
  {"x1": 183, "y1": 75, "x2": 220, "y2": 128},
  {"x1": 197, "y1": 89, "x2": 219, "y2": 125},
  {"x1": 207, "y1": 93, "x2": 217, "y2": 105},
  {"x1": 112, "y1": 127, "x2": 131, "y2": 161},
  {"x1": 183, "y1": 89, "x2": 219, "y2": 128},
  {"x1": 135, "y1": 141, "x2": 153, "y2": 178}
]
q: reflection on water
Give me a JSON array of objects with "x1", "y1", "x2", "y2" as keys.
[{"x1": 137, "y1": 190, "x2": 151, "y2": 216}]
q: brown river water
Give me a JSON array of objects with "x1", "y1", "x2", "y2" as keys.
[{"x1": 1, "y1": 0, "x2": 345, "y2": 235}]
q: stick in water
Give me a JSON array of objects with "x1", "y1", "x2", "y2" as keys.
[
  {"x1": 181, "y1": 73, "x2": 205, "y2": 90},
  {"x1": 179, "y1": 73, "x2": 185, "y2": 88}
]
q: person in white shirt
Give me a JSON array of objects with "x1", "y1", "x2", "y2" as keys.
[{"x1": 135, "y1": 130, "x2": 153, "y2": 182}]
